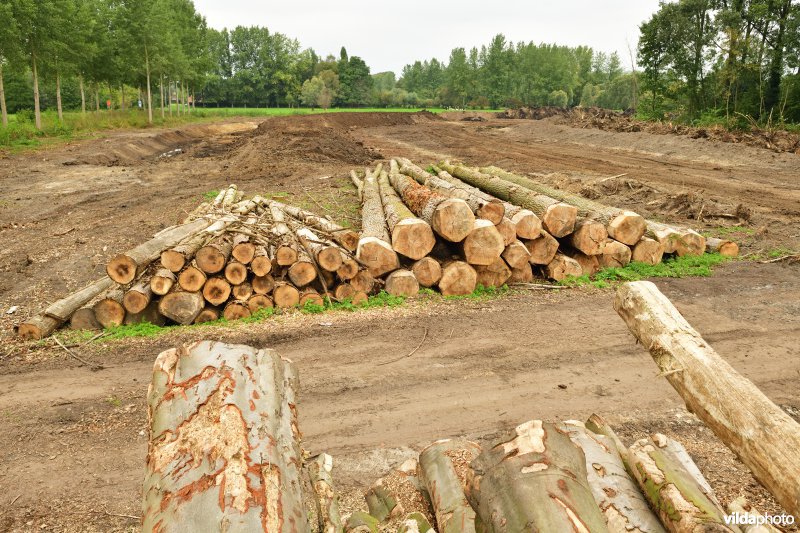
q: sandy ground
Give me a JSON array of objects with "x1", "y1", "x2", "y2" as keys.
[{"x1": 0, "y1": 112, "x2": 798, "y2": 531}]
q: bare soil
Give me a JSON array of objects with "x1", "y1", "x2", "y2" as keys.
[{"x1": 0, "y1": 112, "x2": 798, "y2": 531}]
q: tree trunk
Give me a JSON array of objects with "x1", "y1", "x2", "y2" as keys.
[
  {"x1": 525, "y1": 230, "x2": 560, "y2": 265},
  {"x1": 466, "y1": 420, "x2": 609, "y2": 532},
  {"x1": 145, "y1": 44, "x2": 153, "y2": 124},
  {"x1": 462, "y1": 219, "x2": 505, "y2": 266},
  {"x1": 120, "y1": 84, "x2": 126, "y2": 111},
  {"x1": 196, "y1": 235, "x2": 233, "y2": 275},
  {"x1": 56, "y1": 71, "x2": 63, "y2": 122},
  {"x1": 615, "y1": 281, "x2": 800, "y2": 519},
  {"x1": 308, "y1": 453, "x2": 343, "y2": 533},
  {"x1": 79, "y1": 76, "x2": 86, "y2": 114},
  {"x1": 387, "y1": 167, "x2": 475, "y2": 243},
  {"x1": 32, "y1": 54, "x2": 42, "y2": 130},
  {"x1": 482, "y1": 166, "x2": 647, "y2": 245},
  {"x1": 142, "y1": 341, "x2": 309, "y2": 532},
  {"x1": 123, "y1": 277, "x2": 153, "y2": 314},
  {"x1": 560, "y1": 421, "x2": 666, "y2": 533},
  {"x1": 94, "y1": 85, "x2": 100, "y2": 112},
  {"x1": 178, "y1": 262, "x2": 207, "y2": 292},
  {"x1": 268, "y1": 199, "x2": 359, "y2": 252},
  {"x1": 93, "y1": 288, "x2": 126, "y2": 328},
  {"x1": 380, "y1": 166, "x2": 436, "y2": 260},
  {"x1": 384, "y1": 269, "x2": 419, "y2": 297},
  {"x1": 160, "y1": 74, "x2": 165, "y2": 119},
  {"x1": 168, "y1": 80, "x2": 173, "y2": 116},
  {"x1": 0, "y1": 61, "x2": 6, "y2": 127},
  {"x1": 705, "y1": 238, "x2": 739, "y2": 257},
  {"x1": 440, "y1": 162, "x2": 577, "y2": 238},
  {"x1": 438, "y1": 261, "x2": 477, "y2": 296},
  {"x1": 158, "y1": 289, "x2": 205, "y2": 324},
  {"x1": 418, "y1": 439, "x2": 480, "y2": 533},
  {"x1": 569, "y1": 220, "x2": 609, "y2": 256},
  {"x1": 356, "y1": 170, "x2": 400, "y2": 276}
]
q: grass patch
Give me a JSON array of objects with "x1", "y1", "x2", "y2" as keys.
[
  {"x1": 203, "y1": 189, "x2": 220, "y2": 202},
  {"x1": 559, "y1": 253, "x2": 730, "y2": 289},
  {"x1": 444, "y1": 284, "x2": 510, "y2": 300},
  {"x1": 701, "y1": 225, "x2": 755, "y2": 238}
]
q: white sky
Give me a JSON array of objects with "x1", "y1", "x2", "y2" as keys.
[{"x1": 192, "y1": 0, "x2": 662, "y2": 74}]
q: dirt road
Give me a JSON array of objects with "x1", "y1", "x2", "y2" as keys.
[{"x1": 0, "y1": 112, "x2": 798, "y2": 531}]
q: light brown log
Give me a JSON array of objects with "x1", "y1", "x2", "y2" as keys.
[
  {"x1": 159, "y1": 290, "x2": 205, "y2": 324},
  {"x1": 251, "y1": 246, "x2": 273, "y2": 276},
  {"x1": 615, "y1": 281, "x2": 800, "y2": 519},
  {"x1": 351, "y1": 291, "x2": 368, "y2": 305},
  {"x1": 252, "y1": 275, "x2": 275, "y2": 295},
  {"x1": 569, "y1": 219, "x2": 609, "y2": 256},
  {"x1": 545, "y1": 254, "x2": 583, "y2": 281},
  {"x1": 726, "y1": 497, "x2": 782, "y2": 533},
  {"x1": 69, "y1": 308, "x2": 101, "y2": 331},
  {"x1": 299, "y1": 288, "x2": 325, "y2": 306},
  {"x1": 224, "y1": 261, "x2": 248, "y2": 285},
  {"x1": 308, "y1": 453, "x2": 343, "y2": 533},
  {"x1": 247, "y1": 295, "x2": 274, "y2": 313},
  {"x1": 178, "y1": 262, "x2": 207, "y2": 292},
  {"x1": 296, "y1": 226, "x2": 344, "y2": 273},
  {"x1": 418, "y1": 439, "x2": 480, "y2": 533},
  {"x1": 202, "y1": 277, "x2": 232, "y2": 306},
  {"x1": 507, "y1": 262, "x2": 534, "y2": 283},
  {"x1": 385, "y1": 269, "x2": 420, "y2": 297},
  {"x1": 142, "y1": 341, "x2": 308, "y2": 532},
  {"x1": 465, "y1": 420, "x2": 608, "y2": 532},
  {"x1": 475, "y1": 257, "x2": 512, "y2": 288},
  {"x1": 124, "y1": 300, "x2": 166, "y2": 326},
  {"x1": 151, "y1": 268, "x2": 177, "y2": 296},
  {"x1": 632, "y1": 237, "x2": 666, "y2": 265},
  {"x1": 510, "y1": 209, "x2": 542, "y2": 240},
  {"x1": 462, "y1": 219, "x2": 505, "y2": 266},
  {"x1": 123, "y1": 278, "x2": 153, "y2": 314},
  {"x1": 566, "y1": 249, "x2": 601, "y2": 276},
  {"x1": 334, "y1": 283, "x2": 356, "y2": 301},
  {"x1": 194, "y1": 306, "x2": 220, "y2": 324},
  {"x1": 195, "y1": 235, "x2": 233, "y2": 275},
  {"x1": 350, "y1": 169, "x2": 364, "y2": 202},
  {"x1": 268, "y1": 199, "x2": 359, "y2": 252},
  {"x1": 269, "y1": 202, "x2": 301, "y2": 266},
  {"x1": 273, "y1": 283, "x2": 300, "y2": 308},
  {"x1": 706, "y1": 237, "x2": 739, "y2": 257},
  {"x1": 356, "y1": 237, "x2": 399, "y2": 278},
  {"x1": 93, "y1": 289, "x2": 126, "y2": 328},
  {"x1": 502, "y1": 240, "x2": 532, "y2": 269},
  {"x1": 388, "y1": 168, "x2": 475, "y2": 242},
  {"x1": 495, "y1": 217, "x2": 517, "y2": 246},
  {"x1": 356, "y1": 169, "x2": 399, "y2": 277},
  {"x1": 222, "y1": 301, "x2": 251, "y2": 321},
  {"x1": 647, "y1": 222, "x2": 706, "y2": 256},
  {"x1": 232, "y1": 281, "x2": 253, "y2": 301},
  {"x1": 380, "y1": 166, "x2": 436, "y2": 260},
  {"x1": 481, "y1": 166, "x2": 648, "y2": 245},
  {"x1": 336, "y1": 258, "x2": 359, "y2": 281},
  {"x1": 161, "y1": 232, "x2": 207, "y2": 273},
  {"x1": 43, "y1": 276, "x2": 117, "y2": 322},
  {"x1": 599, "y1": 239, "x2": 632, "y2": 268},
  {"x1": 525, "y1": 231, "x2": 559, "y2": 265},
  {"x1": 350, "y1": 270, "x2": 375, "y2": 294},
  {"x1": 15, "y1": 315, "x2": 62, "y2": 340},
  {"x1": 411, "y1": 257, "x2": 442, "y2": 287},
  {"x1": 439, "y1": 261, "x2": 477, "y2": 296},
  {"x1": 231, "y1": 233, "x2": 257, "y2": 265},
  {"x1": 288, "y1": 254, "x2": 317, "y2": 288}
]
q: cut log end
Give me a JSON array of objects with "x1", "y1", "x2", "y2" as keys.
[
  {"x1": 106, "y1": 254, "x2": 137, "y2": 284},
  {"x1": 385, "y1": 269, "x2": 420, "y2": 297},
  {"x1": 439, "y1": 261, "x2": 477, "y2": 296},
  {"x1": 545, "y1": 254, "x2": 583, "y2": 281},
  {"x1": 151, "y1": 269, "x2": 176, "y2": 296},
  {"x1": 276, "y1": 245, "x2": 299, "y2": 266},
  {"x1": 511, "y1": 209, "x2": 542, "y2": 240},
  {"x1": 252, "y1": 275, "x2": 275, "y2": 295},
  {"x1": 224, "y1": 261, "x2": 248, "y2": 286},
  {"x1": 526, "y1": 231, "x2": 560, "y2": 265},
  {"x1": 411, "y1": 257, "x2": 442, "y2": 287},
  {"x1": 336, "y1": 258, "x2": 360, "y2": 280},
  {"x1": 706, "y1": 237, "x2": 739, "y2": 257},
  {"x1": 194, "y1": 306, "x2": 220, "y2": 324},
  {"x1": 288, "y1": 261, "x2": 317, "y2": 287},
  {"x1": 123, "y1": 288, "x2": 151, "y2": 315},
  {"x1": 247, "y1": 294, "x2": 274, "y2": 312},
  {"x1": 160, "y1": 249, "x2": 186, "y2": 273},
  {"x1": 608, "y1": 211, "x2": 647, "y2": 246},
  {"x1": 569, "y1": 220, "x2": 608, "y2": 256},
  {"x1": 632, "y1": 238, "x2": 665, "y2": 265},
  {"x1": 475, "y1": 257, "x2": 512, "y2": 288},
  {"x1": 599, "y1": 240, "x2": 632, "y2": 268},
  {"x1": 177, "y1": 266, "x2": 206, "y2": 292},
  {"x1": 542, "y1": 203, "x2": 577, "y2": 238},
  {"x1": 195, "y1": 246, "x2": 227, "y2": 274},
  {"x1": 477, "y1": 201, "x2": 505, "y2": 225},
  {"x1": 231, "y1": 281, "x2": 253, "y2": 302},
  {"x1": 502, "y1": 240, "x2": 532, "y2": 269},
  {"x1": 273, "y1": 284, "x2": 300, "y2": 308},
  {"x1": 317, "y1": 247, "x2": 345, "y2": 273},
  {"x1": 202, "y1": 277, "x2": 232, "y2": 306},
  {"x1": 222, "y1": 301, "x2": 251, "y2": 321},
  {"x1": 508, "y1": 262, "x2": 534, "y2": 283},
  {"x1": 251, "y1": 255, "x2": 273, "y2": 277},
  {"x1": 463, "y1": 219, "x2": 505, "y2": 266},
  {"x1": 70, "y1": 308, "x2": 101, "y2": 331},
  {"x1": 94, "y1": 298, "x2": 125, "y2": 329},
  {"x1": 351, "y1": 270, "x2": 376, "y2": 294},
  {"x1": 231, "y1": 242, "x2": 257, "y2": 264},
  {"x1": 299, "y1": 289, "x2": 325, "y2": 307},
  {"x1": 431, "y1": 199, "x2": 475, "y2": 243},
  {"x1": 495, "y1": 217, "x2": 517, "y2": 247},
  {"x1": 356, "y1": 237, "x2": 400, "y2": 277},
  {"x1": 391, "y1": 218, "x2": 436, "y2": 260}
]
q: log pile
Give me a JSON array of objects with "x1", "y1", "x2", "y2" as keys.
[{"x1": 144, "y1": 340, "x2": 795, "y2": 532}]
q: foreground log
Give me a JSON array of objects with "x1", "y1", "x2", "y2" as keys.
[
  {"x1": 560, "y1": 421, "x2": 666, "y2": 533},
  {"x1": 439, "y1": 261, "x2": 477, "y2": 296},
  {"x1": 481, "y1": 166, "x2": 648, "y2": 245},
  {"x1": 418, "y1": 439, "x2": 480, "y2": 533},
  {"x1": 380, "y1": 166, "x2": 436, "y2": 260},
  {"x1": 142, "y1": 341, "x2": 308, "y2": 532},
  {"x1": 439, "y1": 162, "x2": 577, "y2": 238},
  {"x1": 270, "y1": 199, "x2": 359, "y2": 252},
  {"x1": 385, "y1": 269, "x2": 420, "y2": 297},
  {"x1": 466, "y1": 419, "x2": 608, "y2": 532},
  {"x1": 356, "y1": 170, "x2": 400, "y2": 276},
  {"x1": 615, "y1": 281, "x2": 800, "y2": 519},
  {"x1": 308, "y1": 453, "x2": 343, "y2": 533},
  {"x1": 462, "y1": 219, "x2": 505, "y2": 265},
  {"x1": 158, "y1": 290, "x2": 205, "y2": 325},
  {"x1": 705, "y1": 237, "x2": 739, "y2": 257}
]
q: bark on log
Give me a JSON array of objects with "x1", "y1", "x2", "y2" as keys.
[
  {"x1": 379, "y1": 167, "x2": 436, "y2": 260},
  {"x1": 466, "y1": 420, "x2": 609, "y2": 532},
  {"x1": 412, "y1": 257, "x2": 442, "y2": 288},
  {"x1": 346, "y1": 511, "x2": 379, "y2": 532},
  {"x1": 439, "y1": 162, "x2": 577, "y2": 238},
  {"x1": 569, "y1": 220, "x2": 609, "y2": 256},
  {"x1": 269, "y1": 199, "x2": 359, "y2": 253},
  {"x1": 94, "y1": 289, "x2": 126, "y2": 328},
  {"x1": 481, "y1": 166, "x2": 648, "y2": 245},
  {"x1": 178, "y1": 262, "x2": 207, "y2": 292},
  {"x1": 525, "y1": 230, "x2": 560, "y2": 265},
  {"x1": 123, "y1": 278, "x2": 153, "y2": 314},
  {"x1": 365, "y1": 481, "x2": 403, "y2": 522},
  {"x1": 194, "y1": 306, "x2": 220, "y2": 324},
  {"x1": 705, "y1": 238, "x2": 739, "y2": 257},
  {"x1": 599, "y1": 240, "x2": 632, "y2": 268},
  {"x1": 439, "y1": 261, "x2": 477, "y2": 296},
  {"x1": 203, "y1": 276, "x2": 232, "y2": 306},
  {"x1": 646, "y1": 222, "x2": 706, "y2": 256},
  {"x1": 475, "y1": 257, "x2": 512, "y2": 288},
  {"x1": 418, "y1": 439, "x2": 480, "y2": 533},
  {"x1": 247, "y1": 295, "x2": 274, "y2": 313},
  {"x1": 615, "y1": 281, "x2": 800, "y2": 519},
  {"x1": 273, "y1": 283, "x2": 300, "y2": 308},
  {"x1": 357, "y1": 170, "x2": 400, "y2": 276},
  {"x1": 308, "y1": 453, "x2": 343, "y2": 533},
  {"x1": 159, "y1": 289, "x2": 205, "y2": 325},
  {"x1": 462, "y1": 219, "x2": 505, "y2": 266},
  {"x1": 632, "y1": 238, "x2": 666, "y2": 265},
  {"x1": 545, "y1": 254, "x2": 583, "y2": 281},
  {"x1": 196, "y1": 235, "x2": 233, "y2": 275},
  {"x1": 16, "y1": 315, "x2": 62, "y2": 341},
  {"x1": 560, "y1": 421, "x2": 666, "y2": 533},
  {"x1": 385, "y1": 269, "x2": 420, "y2": 297},
  {"x1": 142, "y1": 341, "x2": 309, "y2": 532},
  {"x1": 223, "y1": 301, "x2": 251, "y2": 321},
  {"x1": 251, "y1": 246, "x2": 274, "y2": 277},
  {"x1": 151, "y1": 268, "x2": 177, "y2": 296},
  {"x1": 388, "y1": 167, "x2": 475, "y2": 242},
  {"x1": 70, "y1": 308, "x2": 101, "y2": 331}
]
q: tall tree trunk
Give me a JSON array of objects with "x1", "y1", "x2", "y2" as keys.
[
  {"x1": 177, "y1": 80, "x2": 182, "y2": 116},
  {"x1": 145, "y1": 44, "x2": 153, "y2": 124},
  {"x1": 79, "y1": 76, "x2": 86, "y2": 114},
  {"x1": 32, "y1": 53, "x2": 42, "y2": 130},
  {"x1": 56, "y1": 71, "x2": 64, "y2": 122},
  {"x1": 0, "y1": 62, "x2": 7, "y2": 127},
  {"x1": 160, "y1": 74, "x2": 165, "y2": 119},
  {"x1": 95, "y1": 85, "x2": 100, "y2": 112},
  {"x1": 120, "y1": 84, "x2": 126, "y2": 111},
  {"x1": 169, "y1": 80, "x2": 173, "y2": 116},
  {"x1": 764, "y1": 0, "x2": 791, "y2": 115}
]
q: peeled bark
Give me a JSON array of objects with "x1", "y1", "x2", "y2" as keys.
[
  {"x1": 599, "y1": 240, "x2": 632, "y2": 268},
  {"x1": 615, "y1": 281, "x2": 800, "y2": 519},
  {"x1": 159, "y1": 289, "x2": 205, "y2": 325},
  {"x1": 439, "y1": 162, "x2": 577, "y2": 238},
  {"x1": 462, "y1": 219, "x2": 505, "y2": 266},
  {"x1": 466, "y1": 420, "x2": 609, "y2": 532},
  {"x1": 70, "y1": 308, "x2": 101, "y2": 331},
  {"x1": 151, "y1": 268, "x2": 177, "y2": 296},
  {"x1": 178, "y1": 262, "x2": 207, "y2": 292},
  {"x1": 273, "y1": 283, "x2": 300, "y2": 308},
  {"x1": 560, "y1": 421, "x2": 666, "y2": 533},
  {"x1": 475, "y1": 257, "x2": 512, "y2": 288},
  {"x1": 439, "y1": 261, "x2": 477, "y2": 296},
  {"x1": 123, "y1": 278, "x2": 153, "y2": 314},
  {"x1": 308, "y1": 453, "x2": 343, "y2": 533},
  {"x1": 412, "y1": 257, "x2": 442, "y2": 287},
  {"x1": 94, "y1": 289, "x2": 126, "y2": 328},
  {"x1": 481, "y1": 166, "x2": 648, "y2": 245},
  {"x1": 525, "y1": 231, "x2": 560, "y2": 265},
  {"x1": 269, "y1": 199, "x2": 359, "y2": 252},
  {"x1": 388, "y1": 168, "x2": 475, "y2": 242},
  {"x1": 357, "y1": 170, "x2": 400, "y2": 276},
  {"x1": 545, "y1": 254, "x2": 583, "y2": 281},
  {"x1": 380, "y1": 167, "x2": 436, "y2": 260},
  {"x1": 419, "y1": 439, "x2": 480, "y2": 533},
  {"x1": 203, "y1": 277, "x2": 232, "y2": 306},
  {"x1": 632, "y1": 238, "x2": 666, "y2": 265},
  {"x1": 705, "y1": 238, "x2": 739, "y2": 257},
  {"x1": 570, "y1": 220, "x2": 609, "y2": 256},
  {"x1": 142, "y1": 341, "x2": 308, "y2": 532},
  {"x1": 385, "y1": 269, "x2": 420, "y2": 297}
]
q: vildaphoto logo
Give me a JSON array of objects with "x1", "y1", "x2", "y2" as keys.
[{"x1": 724, "y1": 512, "x2": 795, "y2": 527}]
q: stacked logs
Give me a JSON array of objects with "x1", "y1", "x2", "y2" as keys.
[
  {"x1": 348, "y1": 158, "x2": 736, "y2": 299},
  {"x1": 16, "y1": 185, "x2": 364, "y2": 339},
  {"x1": 144, "y1": 339, "x2": 793, "y2": 532}
]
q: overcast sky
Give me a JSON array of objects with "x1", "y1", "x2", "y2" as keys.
[{"x1": 192, "y1": 0, "x2": 662, "y2": 74}]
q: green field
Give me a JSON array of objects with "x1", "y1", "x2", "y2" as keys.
[{"x1": 0, "y1": 107, "x2": 495, "y2": 152}]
